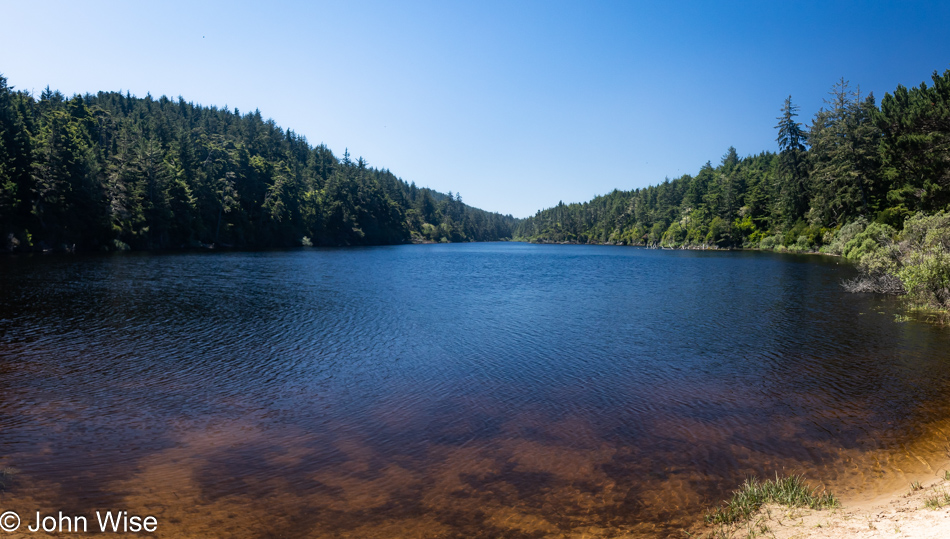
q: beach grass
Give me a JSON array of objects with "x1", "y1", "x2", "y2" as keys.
[{"x1": 704, "y1": 474, "x2": 839, "y2": 525}]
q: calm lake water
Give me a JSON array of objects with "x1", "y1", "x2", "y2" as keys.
[{"x1": 1, "y1": 243, "x2": 950, "y2": 537}]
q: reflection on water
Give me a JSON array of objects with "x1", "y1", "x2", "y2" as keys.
[{"x1": 1, "y1": 243, "x2": 949, "y2": 537}]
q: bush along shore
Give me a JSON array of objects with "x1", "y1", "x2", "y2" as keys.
[{"x1": 839, "y1": 211, "x2": 950, "y2": 315}]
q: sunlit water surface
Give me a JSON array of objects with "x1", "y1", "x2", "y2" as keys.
[{"x1": 1, "y1": 243, "x2": 950, "y2": 537}]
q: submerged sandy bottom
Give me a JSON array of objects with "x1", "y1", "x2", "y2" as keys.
[
  {"x1": 3, "y1": 248, "x2": 950, "y2": 538},
  {"x1": 2, "y1": 412, "x2": 950, "y2": 538}
]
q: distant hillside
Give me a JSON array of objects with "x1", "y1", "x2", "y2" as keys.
[
  {"x1": 516, "y1": 70, "x2": 950, "y2": 251},
  {"x1": 0, "y1": 76, "x2": 516, "y2": 252}
]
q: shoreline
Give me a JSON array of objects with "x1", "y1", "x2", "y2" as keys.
[
  {"x1": 520, "y1": 237, "x2": 833, "y2": 254},
  {"x1": 690, "y1": 461, "x2": 950, "y2": 538}
]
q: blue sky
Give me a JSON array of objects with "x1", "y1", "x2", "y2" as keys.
[{"x1": 2, "y1": 1, "x2": 949, "y2": 217}]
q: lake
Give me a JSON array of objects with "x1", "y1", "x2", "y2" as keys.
[{"x1": 1, "y1": 243, "x2": 949, "y2": 537}]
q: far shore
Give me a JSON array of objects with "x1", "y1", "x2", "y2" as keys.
[{"x1": 521, "y1": 237, "x2": 836, "y2": 254}]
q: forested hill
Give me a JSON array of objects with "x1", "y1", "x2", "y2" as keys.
[
  {"x1": 516, "y1": 69, "x2": 950, "y2": 251},
  {"x1": 0, "y1": 76, "x2": 516, "y2": 252}
]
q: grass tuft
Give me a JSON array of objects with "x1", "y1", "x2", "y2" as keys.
[{"x1": 704, "y1": 474, "x2": 838, "y2": 525}]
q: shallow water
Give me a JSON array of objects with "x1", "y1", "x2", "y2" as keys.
[{"x1": 1, "y1": 243, "x2": 949, "y2": 537}]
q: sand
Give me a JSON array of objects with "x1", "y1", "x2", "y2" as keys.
[{"x1": 694, "y1": 473, "x2": 950, "y2": 538}]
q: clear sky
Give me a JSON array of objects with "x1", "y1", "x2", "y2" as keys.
[{"x1": 2, "y1": 1, "x2": 949, "y2": 217}]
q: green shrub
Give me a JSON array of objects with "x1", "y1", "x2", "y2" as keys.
[
  {"x1": 789, "y1": 233, "x2": 816, "y2": 252},
  {"x1": 748, "y1": 228, "x2": 770, "y2": 248},
  {"x1": 842, "y1": 211, "x2": 950, "y2": 311},
  {"x1": 704, "y1": 475, "x2": 838, "y2": 525},
  {"x1": 894, "y1": 212, "x2": 950, "y2": 308},
  {"x1": 759, "y1": 234, "x2": 779, "y2": 250},
  {"x1": 843, "y1": 222, "x2": 897, "y2": 261},
  {"x1": 783, "y1": 221, "x2": 807, "y2": 247},
  {"x1": 823, "y1": 217, "x2": 868, "y2": 256}
]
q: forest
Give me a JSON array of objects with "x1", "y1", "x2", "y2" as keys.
[
  {"x1": 0, "y1": 75, "x2": 516, "y2": 251},
  {"x1": 2, "y1": 68, "x2": 949, "y2": 310},
  {"x1": 516, "y1": 70, "x2": 950, "y2": 250},
  {"x1": 516, "y1": 68, "x2": 950, "y2": 310}
]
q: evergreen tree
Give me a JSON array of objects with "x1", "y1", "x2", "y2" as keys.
[
  {"x1": 774, "y1": 95, "x2": 808, "y2": 226},
  {"x1": 808, "y1": 80, "x2": 881, "y2": 227}
]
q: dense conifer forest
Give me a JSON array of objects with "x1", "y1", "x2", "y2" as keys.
[
  {"x1": 516, "y1": 70, "x2": 950, "y2": 251},
  {"x1": 0, "y1": 75, "x2": 516, "y2": 251}
]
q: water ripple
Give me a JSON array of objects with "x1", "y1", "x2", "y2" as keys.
[{"x1": 1, "y1": 245, "x2": 949, "y2": 537}]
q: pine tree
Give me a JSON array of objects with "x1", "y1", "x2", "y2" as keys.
[
  {"x1": 774, "y1": 95, "x2": 808, "y2": 227},
  {"x1": 808, "y1": 80, "x2": 880, "y2": 227}
]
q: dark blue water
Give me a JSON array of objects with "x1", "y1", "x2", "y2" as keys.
[{"x1": 1, "y1": 243, "x2": 949, "y2": 537}]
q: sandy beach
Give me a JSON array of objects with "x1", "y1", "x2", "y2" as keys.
[{"x1": 693, "y1": 469, "x2": 950, "y2": 538}]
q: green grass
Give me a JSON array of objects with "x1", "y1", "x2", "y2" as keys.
[
  {"x1": 704, "y1": 474, "x2": 839, "y2": 525},
  {"x1": 923, "y1": 487, "x2": 950, "y2": 510}
]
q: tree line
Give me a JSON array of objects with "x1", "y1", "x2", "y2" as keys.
[
  {"x1": 515, "y1": 69, "x2": 950, "y2": 253},
  {"x1": 0, "y1": 76, "x2": 516, "y2": 252}
]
